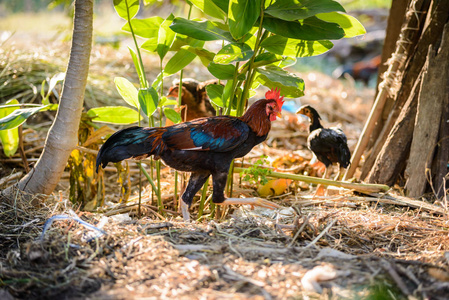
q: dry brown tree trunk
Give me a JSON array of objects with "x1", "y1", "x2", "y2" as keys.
[
  {"x1": 432, "y1": 94, "x2": 449, "y2": 199},
  {"x1": 366, "y1": 0, "x2": 449, "y2": 200},
  {"x1": 404, "y1": 25, "x2": 449, "y2": 197},
  {"x1": 1, "y1": 0, "x2": 93, "y2": 202}
]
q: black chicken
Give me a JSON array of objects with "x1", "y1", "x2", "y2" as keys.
[
  {"x1": 97, "y1": 88, "x2": 285, "y2": 220},
  {"x1": 296, "y1": 105, "x2": 351, "y2": 182}
]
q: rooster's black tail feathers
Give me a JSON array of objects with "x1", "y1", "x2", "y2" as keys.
[{"x1": 96, "y1": 126, "x2": 165, "y2": 173}]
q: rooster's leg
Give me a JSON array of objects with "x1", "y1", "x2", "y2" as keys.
[
  {"x1": 211, "y1": 172, "x2": 281, "y2": 210},
  {"x1": 180, "y1": 201, "x2": 190, "y2": 221},
  {"x1": 180, "y1": 172, "x2": 210, "y2": 221}
]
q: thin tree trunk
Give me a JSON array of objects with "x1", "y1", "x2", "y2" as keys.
[
  {"x1": 1, "y1": 0, "x2": 93, "y2": 201},
  {"x1": 405, "y1": 24, "x2": 449, "y2": 197}
]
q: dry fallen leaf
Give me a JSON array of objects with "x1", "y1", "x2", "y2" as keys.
[{"x1": 428, "y1": 268, "x2": 449, "y2": 282}]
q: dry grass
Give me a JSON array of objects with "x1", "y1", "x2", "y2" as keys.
[
  {"x1": 1, "y1": 192, "x2": 449, "y2": 299},
  {"x1": 0, "y1": 12, "x2": 71, "y2": 37}
]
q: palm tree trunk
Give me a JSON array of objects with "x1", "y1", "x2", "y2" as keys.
[{"x1": 1, "y1": 0, "x2": 93, "y2": 201}]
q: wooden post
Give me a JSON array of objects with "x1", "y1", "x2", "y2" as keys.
[{"x1": 405, "y1": 24, "x2": 449, "y2": 197}]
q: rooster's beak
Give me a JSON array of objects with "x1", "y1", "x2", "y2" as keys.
[{"x1": 276, "y1": 111, "x2": 282, "y2": 118}]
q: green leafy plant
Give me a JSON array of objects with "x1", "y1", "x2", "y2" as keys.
[
  {"x1": 0, "y1": 72, "x2": 64, "y2": 157},
  {"x1": 167, "y1": 0, "x2": 364, "y2": 115},
  {"x1": 241, "y1": 155, "x2": 271, "y2": 185},
  {"x1": 98, "y1": 0, "x2": 365, "y2": 215},
  {"x1": 0, "y1": 99, "x2": 20, "y2": 157}
]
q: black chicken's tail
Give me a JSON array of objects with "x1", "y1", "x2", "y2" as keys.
[
  {"x1": 96, "y1": 126, "x2": 166, "y2": 172},
  {"x1": 339, "y1": 142, "x2": 351, "y2": 169}
]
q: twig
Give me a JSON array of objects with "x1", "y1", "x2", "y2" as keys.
[
  {"x1": 395, "y1": 263, "x2": 421, "y2": 288},
  {"x1": 304, "y1": 218, "x2": 337, "y2": 249},
  {"x1": 222, "y1": 265, "x2": 266, "y2": 287},
  {"x1": 18, "y1": 125, "x2": 29, "y2": 173},
  {"x1": 381, "y1": 259, "x2": 411, "y2": 296},
  {"x1": 228, "y1": 238, "x2": 243, "y2": 259},
  {"x1": 23, "y1": 145, "x2": 44, "y2": 154},
  {"x1": 172, "y1": 244, "x2": 219, "y2": 252},
  {"x1": 0, "y1": 158, "x2": 39, "y2": 163},
  {"x1": 75, "y1": 145, "x2": 98, "y2": 155},
  {"x1": 288, "y1": 214, "x2": 310, "y2": 247},
  {"x1": 0, "y1": 171, "x2": 23, "y2": 187},
  {"x1": 365, "y1": 193, "x2": 445, "y2": 215},
  {"x1": 40, "y1": 211, "x2": 107, "y2": 242},
  {"x1": 144, "y1": 222, "x2": 173, "y2": 230},
  {"x1": 103, "y1": 199, "x2": 178, "y2": 216}
]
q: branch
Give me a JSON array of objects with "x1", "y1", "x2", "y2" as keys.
[{"x1": 234, "y1": 167, "x2": 389, "y2": 194}]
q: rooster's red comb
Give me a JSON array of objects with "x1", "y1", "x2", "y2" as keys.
[{"x1": 265, "y1": 87, "x2": 284, "y2": 110}]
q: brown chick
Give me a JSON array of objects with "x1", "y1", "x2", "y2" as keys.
[{"x1": 167, "y1": 78, "x2": 219, "y2": 122}]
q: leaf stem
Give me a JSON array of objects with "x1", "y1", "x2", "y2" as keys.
[
  {"x1": 225, "y1": 62, "x2": 240, "y2": 115},
  {"x1": 173, "y1": 1, "x2": 192, "y2": 213},
  {"x1": 237, "y1": 3, "x2": 266, "y2": 115},
  {"x1": 139, "y1": 163, "x2": 159, "y2": 194},
  {"x1": 155, "y1": 61, "x2": 164, "y2": 215},
  {"x1": 125, "y1": 0, "x2": 148, "y2": 89},
  {"x1": 124, "y1": 0, "x2": 147, "y2": 217},
  {"x1": 156, "y1": 160, "x2": 163, "y2": 215},
  {"x1": 173, "y1": 67, "x2": 184, "y2": 208},
  {"x1": 226, "y1": 160, "x2": 235, "y2": 197}
]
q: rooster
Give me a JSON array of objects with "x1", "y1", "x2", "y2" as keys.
[
  {"x1": 167, "y1": 78, "x2": 219, "y2": 122},
  {"x1": 297, "y1": 105, "x2": 350, "y2": 194},
  {"x1": 96, "y1": 88, "x2": 285, "y2": 220}
]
